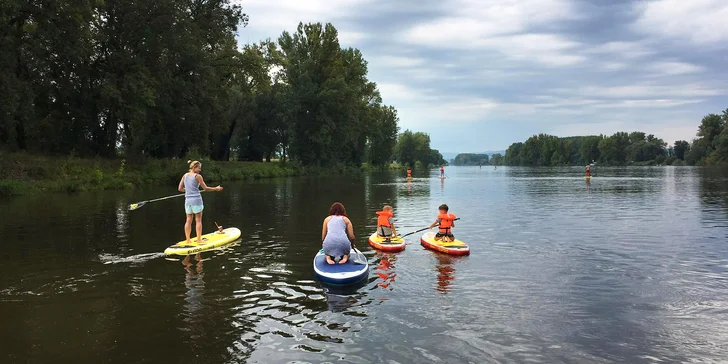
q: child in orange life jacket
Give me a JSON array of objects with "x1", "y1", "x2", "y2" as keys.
[
  {"x1": 376, "y1": 205, "x2": 397, "y2": 241},
  {"x1": 428, "y1": 203, "x2": 456, "y2": 242},
  {"x1": 407, "y1": 169, "x2": 412, "y2": 178}
]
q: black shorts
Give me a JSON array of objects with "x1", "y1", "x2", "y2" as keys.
[{"x1": 435, "y1": 232, "x2": 454, "y2": 238}]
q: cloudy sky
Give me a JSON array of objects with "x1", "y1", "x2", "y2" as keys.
[{"x1": 233, "y1": 0, "x2": 728, "y2": 154}]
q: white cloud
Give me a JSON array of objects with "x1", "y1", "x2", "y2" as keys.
[
  {"x1": 370, "y1": 55, "x2": 426, "y2": 68},
  {"x1": 633, "y1": 0, "x2": 728, "y2": 44},
  {"x1": 587, "y1": 41, "x2": 654, "y2": 59},
  {"x1": 235, "y1": 0, "x2": 371, "y2": 42},
  {"x1": 567, "y1": 84, "x2": 723, "y2": 99},
  {"x1": 399, "y1": 0, "x2": 583, "y2": 67},
  {"x1": 646, "y1": 61, "x2": 704, "y2": 75},
  {"x1": 231, "y1": 0, "x2": 728, "y2": 152},
  {"x1": 602, "y1": 62, "x2": 628, "y2": 71}
]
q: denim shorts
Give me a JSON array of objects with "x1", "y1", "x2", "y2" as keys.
[{"x1": 185, "y1": 204, "x2": 204, "y2": 214}]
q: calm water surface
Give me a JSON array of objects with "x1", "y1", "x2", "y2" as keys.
[{"x1": 2, "y1": 166, "x2": 728, "y2": 363}]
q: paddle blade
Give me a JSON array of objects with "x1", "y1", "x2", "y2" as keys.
[
  {"x1": 128, "y1": 201, "x2": 146, "y2": 211},
  {"x1": 351, "y1": 249, "x2": 367, "y2": 265}
]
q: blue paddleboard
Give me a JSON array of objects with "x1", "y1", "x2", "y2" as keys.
[{"x1": 313, "y1": 249, "x2": 369, "y2": 285}]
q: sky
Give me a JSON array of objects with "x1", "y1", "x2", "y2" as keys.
[{"x1": 232, "y1": 0, "x2": 728, "y2": 154}]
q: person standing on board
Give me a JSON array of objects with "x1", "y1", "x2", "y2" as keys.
[
  {"x1": 322, "y1": 202, "x2": 356, "y2": 265},
  {"x1": 178, "y1": 160, "x2": 223, "y2": 245},
  {"x1": 407, "y1": 168, "x2": 412, "y2": 179},
  {"x1": 585, "y1": 164, "x2": 591, "y2": 178},
  {"x1": 440, "y1": 166, "x2": 445, "y2": 178}
]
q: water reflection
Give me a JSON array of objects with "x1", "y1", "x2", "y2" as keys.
[
  {"x1": 433, "y1": 253, "x2": 457, "y2": 294},
  {"x1": 4, "y1": 167, "x2": 728, "y2": 363},
  {"x1": 181, "y1": 253, "x2": 205, "y2": 339},
  {"x1": 321, "y1": 279, "x2": 368, "y2": 313},
  {"x1": 374, "y1": 253, "x2": 398, "y2": 291}
]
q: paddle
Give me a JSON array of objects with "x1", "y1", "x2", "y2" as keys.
[
  {"x1": 128, "y1": 191, "x2": 203, "y2": 211},
  {"x1": 348, "y1": 238, "x2": 367, "y2": 264},
  {"x1": 351, "y1": 247, "x2": 367, "y2": 265},
  {"x1": 397, "y1": 218, "x2": 461, "y2": 239}
]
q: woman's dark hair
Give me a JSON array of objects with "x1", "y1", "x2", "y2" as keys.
[
  {"x1": 329, "y1": 202, "x2": 347, "y2": 216},
  {"x1": 438, "y1": 204, "x2": 449, "y2": 212}
]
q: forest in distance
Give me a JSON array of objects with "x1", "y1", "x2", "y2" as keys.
[
  {"x1": 0, "y1": 0, "x2": 443, "y2": 169},
  {"x1": 502, "y1": 110, "x2": 728, "y2": 167}
]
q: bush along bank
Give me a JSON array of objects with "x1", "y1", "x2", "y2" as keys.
[{"x1": 0, "y1": 153, "x2": 300, "y2": 198}]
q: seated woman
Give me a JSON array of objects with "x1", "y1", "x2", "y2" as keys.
[{"x1": 322, "y1": 202, "x2": 356, "y2": 264}]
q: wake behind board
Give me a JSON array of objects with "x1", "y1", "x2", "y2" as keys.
[
  {"x1": 420, "y1": 231, "x2": 470, "y2": 256},
  {"x1": 368, "y1": 232, "x2": 405, "y2": 252},
  {"x1": 164, "y1": 227, "x2": 241, "y2": 255},
  {"x1": 313, "y1": 249, "x2": 369, "y2": 285}
]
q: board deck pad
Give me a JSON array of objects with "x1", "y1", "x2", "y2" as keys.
[
  {"x1": 420, "y1": 231, "x2": 470, "y2": 255},
  {"x1": 164, "y1": 227, "x2": 241, "y2": 255}
]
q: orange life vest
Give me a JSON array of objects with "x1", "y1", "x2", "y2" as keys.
[
  {"x1": 407, "y1": 169, "x2": 412, "y2": 177},
  {"x1": 376, "y1": 210, "x2": 393, "y2": 227},
  {"x1": 440, "y1": 167, "x2": 444, "y2": 172},
  {"x1": 437, "y1": 213, "x2": 456, "y2": 233}
]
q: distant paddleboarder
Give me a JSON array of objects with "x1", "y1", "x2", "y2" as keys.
[
  {"x1": 440, "y1": 166, "x2": 445, "y2": 178},
  {"x1": 585, "y1": 164, "x2": 591, "y2": 178}
]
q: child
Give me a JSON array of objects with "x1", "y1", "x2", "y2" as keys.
[
  {"x1": 585, "y1": 164, "x2": 591, "y2": 177},
  {"x1": 376, "y1": 205, "x2": 397, "y2": 240},
  {"x1": 428, "y1": 204, "x2": 456, "y2": 242},
  {"x1": 440, "y1": 166, "x2": 445, "y2": 178},
  {"x1": 407, "y1": 169, "x2": 412, "y2": 178}
]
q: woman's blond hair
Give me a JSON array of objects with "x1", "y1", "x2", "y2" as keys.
[{"x1": 188, "y1": 160, "x2": 201, "y2": 170}]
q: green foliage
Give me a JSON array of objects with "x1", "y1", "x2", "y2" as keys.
[
  {"x1": 453, "y1": 153, "x2": 489, "y2": 166},
  {"x1": 1, "y1": 5, "x2": 420, "y2": 168},
  {"x1": 394, "y1": 130, "x2": 444, "y2": 168},
  {"x1": 673, "y1": 140, "x2": 690, "y2": 160},
  {"x1": 504, "y1": 132, "x2": 666, "y2": 166},
  {"x1": 0, "y1": 152, "x2": 302, "y2": 197},
  {"x1": 503, "y1": 106, "x2": 728, "y2": 167},
  {"x1": 682, "y1": 108, "x2": 728, "y2": 165},
  {"x1": 490, "y1": 153, "x2": 504, "y2": 165},
  {"x1": 0, "y1": 180, "x2": 23, "y2": 198}
]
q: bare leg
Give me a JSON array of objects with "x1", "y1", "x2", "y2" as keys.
[
  {"x1": 185, "y1": 214, "x2": 193, "y2": 244},
  {"x1": 195, "y1": 211, "x2": 203, "y2": 243}
]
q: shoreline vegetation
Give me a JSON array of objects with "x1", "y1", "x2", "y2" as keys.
[
  {"x1": 1, "y1": 3, "x2": 445, "y2": 199},
  {"x1": 0, "y1": 152, "x2": 411, "y2": 198},
  {"x1": 503, "y1": 109, "x2": 728, "y2": 167}
]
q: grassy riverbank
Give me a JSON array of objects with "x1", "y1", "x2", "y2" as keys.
[{"x1": 0, "y1": 152, "x2": 304, "y2": 198}]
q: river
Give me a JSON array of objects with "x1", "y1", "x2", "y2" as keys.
[{"x1": 2, "y1": 166, "x2": 727, "y2": 363}]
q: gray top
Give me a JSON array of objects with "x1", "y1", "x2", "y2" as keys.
[{"x1": 184, "y1": 173, "x2": 203, "y2": 206}]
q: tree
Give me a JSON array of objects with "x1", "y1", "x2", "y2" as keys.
[
  {"x1": 394, "y1": 130, "x2": 441, "y2": 167},
  {"x1": 453, "y1": 153, "x2": 489, "y2": 166},
  {"x1": 673, "y1": 140, "x2": 690, "y2": 160},
  {"x1": 491, "y1": 153, "x2": 504, "y2": 165}
]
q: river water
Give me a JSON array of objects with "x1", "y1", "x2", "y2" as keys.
[{"x1": 2, "y1": 166, "x2": 728, "y2": 363}]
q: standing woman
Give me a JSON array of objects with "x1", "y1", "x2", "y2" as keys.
[
  {"x1": 322, "y1": 202, "x2": 356, "y2": 264},
  {"x1": 178, "y1": 160, "x2": 223, "y2": 245}
]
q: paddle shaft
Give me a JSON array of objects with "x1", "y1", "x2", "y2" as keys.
[
  {"x1": 398, "y1": 218, "x2": 460, "y2": 238},
  {"x1": 128, "y1": 190, "x2": 204, "y2": 210}
]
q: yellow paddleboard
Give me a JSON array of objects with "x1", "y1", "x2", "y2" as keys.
[
  {"x1": 420, "y1": 231, "x2": 470, "y2": 255},
  {"x1": 164, "y1": 227, "x2": 241, "y2": 255}
]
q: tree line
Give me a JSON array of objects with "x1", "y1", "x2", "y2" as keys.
[
  {"x1": 504, "y1": 108, "x2": 728, "y2": 166},
  {"x1": 394, "y1": 130, "x2": 446, "y2": 168},
  {"x1": 1, "y1": 1, "x2": 442, "y2": 167}
]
